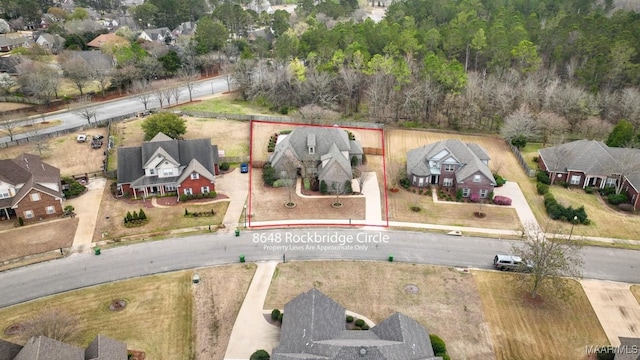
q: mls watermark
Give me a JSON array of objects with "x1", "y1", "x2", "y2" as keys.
[
  {"x1": 585, "y1": 345, "x2": 638, "y2": 355},
  {"x1": 253, "y1": 231, "x2": 390, "y2": 252}
]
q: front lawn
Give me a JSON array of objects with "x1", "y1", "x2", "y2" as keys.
[{"x1": 180, "y1": 96, "x2": 276, "y2": 115}]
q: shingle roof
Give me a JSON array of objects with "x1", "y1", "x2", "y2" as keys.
[
  {"x1": 85, "y1": 334, "x2": 128, "y2": 360},
  {"x1": 615, "y1": 337, "x2": 640, "y2": 360},
  {"x1": 407, "y1": 139, "x2": 495, "y2": 184},
  {"x1": 272, "y1": 289, "x2": 442, "y2": 360},
  {"x1": 87, "y1": 33, "x2": 129, "y2": 48},
  {"x1": 0, "y1": 339, "x2": 22, "y2": 360},
  {"x1": 14, "y1": 336, "x2": 84, "y2": 360},
  {"x1": 0, "y1": 153, "x2": 62, "y2": 209},
  {"x1": 318, "y1": 143, "x2": 352, "y2": 186}
]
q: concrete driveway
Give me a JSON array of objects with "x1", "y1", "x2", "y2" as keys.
[
  {"x1": 67, "y1": 177, "x2": 106, "y2": 253},
  {"x1": 581, "y1": 279, "x2": 640, "y2": 346},
  {"x1": 493, "y1": 181, "x2": 539, "y2": 230},
  {"x1": 216, "y1": 168, "x2": 249, "y2": 231}
]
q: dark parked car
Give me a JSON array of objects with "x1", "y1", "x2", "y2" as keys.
[{"x1": 240, "y1": 163, "x2": 249, "y2": 173}]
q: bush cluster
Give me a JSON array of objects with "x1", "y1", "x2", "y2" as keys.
[
  {"x1": 263, "y1": 163, "x2": 277, "y2": 186},
  {"x1": 124, "y1": 209, "x2": 148, "y2": 227},
  {"x1": 543, "y1": 193, "x2": 589, "y2": 224},
  {"x1": 179, "y1": 191, "x2": 217, "y2": 202},
  {"x1": 320, "y1": 180, "x2": 328, "y2": 194},
  {"x1": 536, "y1": 182, "x2": 549, "y2": 195},
  {"x1": 184, "y1": 208, "x2": 216, "y2": 217},
  {"x1": 493, "y1": 173, "x2": 506, "y2": 187},
  {"x1": 354, "y1": 319, "x2": 365, "y2": 327},
  {"x1": 430, "y1": 334, "x2": 450, "y2": 360},
  {"x1": 346, "y1": 315, "x2": 354, "y2": 323},
  {"x1": 344, "y1": 180, "x2": 352, "y2": 194},
  {"x1": 271, "y1": 309, "x2": 281, "y2": 322},
  {"x1": 492, "y1": 195, "x2": 512, "y2": 205},
  {"x1": 220, "y1": 162, "x2": 230, "y2": 171},
  {"x1": 399, "y1": 178, "x2": 410, "y2": 190},
  {"x1": 536, "y1": 171, "x2": 551, "y2": 185},
  {"x1": 62, "y1": 177, "x2": 86, "y2": 199},
  {"x1": 607, "y1": 193, "x2": 628, "y2": 205},
  {"x1": 267, "y1": 133, "x2": 278, "y2": 152}
]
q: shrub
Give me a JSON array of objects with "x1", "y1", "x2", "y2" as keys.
[
  {"x1": 469, "y1": 193, "x2": 480, "y2": 202},
  {"x1": 493, "y1": 196, "x2": 512, "y2": 205},
  {"x1": 62, "y1": 176, "x2": 86, "y2": 199},
  {"x1": 278, "y1": 313, "x2": 283, "y2": 322},
  {"x1": 456, "y1": 189, "x2": 463, "y2": 201},
  {"x1": 536, "y1": 171, "x2": 551, "y2": 185},
  {"x1": 361, "y1": 324, "x2": 369, "y2": 330},
  {"x1": 557, "y1": 180, "x2": 569, "y2": 188},
  {"x1": 271, "y1": 309, "x2": 281, "y2": 321},
  {"x1": 320, "y1": 180, "x2": 328, "y2": 194},
  {"x1": 584, "y1": 186, "x2": 594, "y2": 194},
  {"x1": 273, "y1": 179, "x2": 293, "y2": 188},
  {"x1": 494, "y1": 174, "x2": 506, "y2": 187},
  {"x1": 399, "y1": 178, "x2": 410, "y2": 189},
  {"x1": 354, "y1": 319, "x2": 365, "y2": 327},
  {"x1": 601, "y1": 186, "x2": 616, "y2": 196},
  {"x1": 511, "y1": 134, "x2": 527, "y2": 149},
  {"x1": 184, "y1": 208, "x2": 189, "y2": 216},
  {"x1": 249, "y1": 349, "x2": 270, "y2": 360},
  {"x1": 536, "y1": 182, "x2": 549, "y2": 195},
  {"x1": 351, "y1": 155, "x2": 358, "y2": 166},
  {"x1": 220, "y1": 162, "x2": 230, "y2": 171},
  {"x1": 126, "y1": 211, "x2": 133, "y2": 222},
  {"x1": 346, "y1": 315, "x2": 354, "y2": 323},
  {"x1": 608, "y1": 193, "x2": 628, "y2": 205},
  {"x1": 18, "y1": 217, "x2": 24, "y2": 226},
  {"x1": 304, "y1": 178, "x2": 310, "y2": 190},
  {"x1": 618, "y1": 203, "x2": 635, "y2": 212},
  {"x1": 262, "y1": 163, "x2": 277, "y2": 186},
  {"x1": 138, "y1": 209, "x2": 147, "y2": 220},
  {"x1": 64, "y1": 205, "x2": 75, "y2": 215},
  {"x1": 532, "y1": 156, "x2": 539, "y2": 162},
  {"x1": 180, "y1": 194, "x2": 188, "y2": 202},
  {"x1": 132, "y1": 211, "x2": 139, "y2": 221},
  {"x1": 344, "y1": 180, "x2": 352, "y2": 194},
  {"x1": 430, "y1": 334, "x2": 447, "y2": 356},
  {"x1": 410, "y1": 206, "x2": 421, "y2": 212}
]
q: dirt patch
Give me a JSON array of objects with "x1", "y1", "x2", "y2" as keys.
[
  {"x1": 193, "y1": 264, "x2": 256, "y2": 360},
  {"x1": 4, "y1": 323, "x2": 23, "y2": 336},
  {"x1": 0, "y1": 218, "x2": 77, "y2": 263},
  {"x1": 265, "y1": 261, "x2": 494, "y2": 359},
  {"x1": 109, "y1": 299, "x2": 127, "y2": 311},
  {"x1": 404, "y1": 284, "x2": 419, "y2": 294}
]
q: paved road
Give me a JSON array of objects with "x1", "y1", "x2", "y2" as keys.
[
  {"x1": 0, "y1": 77, "x2": 230, "y2": 144},
  {"x1": 0, "y1": 228, "x2": 638, "y2": 308}
]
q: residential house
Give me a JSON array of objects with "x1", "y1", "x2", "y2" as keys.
[
  {"x1": 0, "y1": 35, "x2": 31, "y2": 52},
  {"x1": 268, "y1": 126, "x2": 363, "y2": 192},
  {"x1": 407, "y1": 139, "x2": 496, "y2": 198},
  {"x1": 272, "y1": 288, "x2": 443, "y2": 360},
  {"x1": 34, "y1": 33, "x2": 65, "y2": 52},
  {"x1": 87, "y1": 33, "x2": 129, "y2": 49},
  {"x1": 1, "y1": 334, "x2": 126, "y2": 360},
  {"x1": 138, "y1": 27, "x2": 172, "y2": 44},
  {"x1": 0, "y1": 55, "x2": 33, "y2": 75},
  {"x1": 65, "y1": 50, "x2": 115, "y2": 74},
  {"x1": 247, "y1": 0, "x2": 274, "y2": 13},
  {"x1": 172, "y1": 22, "x2": 196, "y2": 38},
  {"x1": 614, "y1": 337, "x2": 640, "y2": 360},
  {"x1": 117, "y1": 132, "x2": 219, "y2": 199},
  {"x1": 247, "y1": 28, "x2": 274, "y2": 44},
  {"x1": 538, "y1": 139, "x2": 640, "y2": 210},
  {"x1": 0, "y1": 153, "x2": 64, "y2": 222}
]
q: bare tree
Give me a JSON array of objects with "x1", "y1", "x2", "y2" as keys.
[
  {"x1": 74, "y1": 95, "x2": 98, "y2": 125},
  {"x1": 330, "y1": 180, "x2": 345, "y2": 206},
  {"x1": 576, "y1": 117, "x2": 612, "y2": 140},
  {"x1": 29, "y1": 121, "x2": 50, "y2": 156},
  {"x1": 170, "y1": 87, "x2": 182, "y2": 105},
  {"x1": 0, "y1": 73, "x2": 16, "y2": 94},
  {"x1": 20, "y1": 309, "x2": 79, "y2": 343},
  {"x1": 18, "y1": 63, "x2": 61, "y2": 106},
  {"x1": 386, "y1": 160, "x2": 405, "y2": 190},
  {"x1": 537, "y1": 111, "x2": 569, "y2": 147},
  {"x1": 280, "y1": 158, "x2": 298, "y2": 207},
  {"x1": 221, "y1": 62, "x2": 234, "y2": 93},
  {"x1": 295, "y1": 104, "x2": 340, "y2": 125},
  {"x1": 60, "y1": 52, "x2": 93, "y2": 96},
  {"x1": 500, "y1": 104, "x2": 539, "y2": 142},
  {"x1": 133, "y1": 80, "x2": 152, "y2": 110},
  {"x1": 511, "y1": 222, "x2": 583, "y2": 300},
  {"x1": 1, "y1": 112, "x2": 23, "y2": 141},
  {"x1": 93, "y1": 68, "x2": 113, "y2": 98},
  {"x1": 154, "y1": 86, "x2": 165, "y2": 108},
  {"x1": 179, "y1": 69, "x2": 199, "y2": 102},
  {"x1": 232, "y1": 58, "x2": 256, "y2": 100},
  {"x1": 162, "y1": 88, "x2": 173, "y2": 106},
  {"x1": 353, "y1": 163, "x2": 369, "y2": 194}
]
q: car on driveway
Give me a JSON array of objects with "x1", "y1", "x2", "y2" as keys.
[{"x1": 240, "y1": 163, "x2": 249, "y2": 173}]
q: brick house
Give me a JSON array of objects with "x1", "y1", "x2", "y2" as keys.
[
  {"x1": 406, "y1": 139, "x2": 496, "y2": 198},
  {"x1": 116, "y1": 133, "x2": 219, "y2": 199},
  {"x1": 538, "y1": 140, "x2": 640, "y2": 210},
  {"x1": 0, "y1": 153, "x2": 64, "y2": 222}
]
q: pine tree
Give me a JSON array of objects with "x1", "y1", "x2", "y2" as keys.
[
  {"x1": 132, "y1": 211, "x2": 139, "y2": 221},
  {"x1": 126, "y1": 211, "x2": 133, "y2": 222},
  {"x1": 138, "y1": 209, "x2": 147, "y2": 220}
]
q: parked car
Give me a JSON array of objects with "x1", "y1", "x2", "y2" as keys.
[
  {"x1": 240, "y1": 163, "x2": 249, "y2": 173},
  {"x1": 493, "y1": 254, "x2": 532, "y2": 272},
  {"x1": 77, "y1": 134, "x2": 87, "y2": 143},
  {"x1": 91, "y1": 136, "x2": 103, "y2": 149}
]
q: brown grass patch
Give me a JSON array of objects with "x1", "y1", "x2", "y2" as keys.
[
  {"x1": 475, "y1": 271, "x2": 608, "y2": 360},
  {"x1": 94, "y1": 182, "x2": 229, "y2": 241},
  {"x1": 264, "y1": 261, "x2": 494, "y2": 359},
  {"x1": 0, "y1": 126, "x2": 108, "y2": 176},
  {"x1": 193, "y1": 264, "x2": 256, "y2": 360},
  {"x1": 0, "y1": 218, "x2": 77, "y2": 262},
  {"x1": 631, "y1": 285, "x2": 640, "y2": 305},
  {"x1": 0, "y1": 103, "x2": 32, "y2": 112},
  {"x1": 250, "y1": 169, "x2": 365, "y2": 222},
  {"x1": 0, "y1": 271, "x2": 194, "y2": 360},
  {"x1": 388, "y1": 187, "x2": 520, "y2": 229}
]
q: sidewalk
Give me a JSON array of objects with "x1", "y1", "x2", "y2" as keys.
[
  {"x1": 224, "y1": 261, "x2": 280, "y2": 360},
  {"x1": 581, "y1": 279, "x2": 640, "y2": 346},
  {"x1": 67, "y1": 177, "x2": 106, "y2": 253}
]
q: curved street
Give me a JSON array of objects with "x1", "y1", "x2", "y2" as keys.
[{"x1": 0, "y1": 228, "x2": 639, "y2": 309}]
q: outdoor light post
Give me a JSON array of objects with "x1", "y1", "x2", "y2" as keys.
[
  {"x1": 568, "y1": 215, "x2": 578, "y2": 241},
  {"x1": 244, "y1": 205, "x2": 247, "y2": 228}
]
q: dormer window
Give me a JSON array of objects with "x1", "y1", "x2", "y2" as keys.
[
  {"x1": 191, "y1": 172, "x2": 200, "y2": 180},
  {"x1": 309, "y1": 146, "x2": 315, "y2": 154}
]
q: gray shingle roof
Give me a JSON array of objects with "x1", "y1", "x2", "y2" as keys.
[
  {"x1": 0, "y1": 153, "x2": 62, "y2": 209},
  {"x1": 0, "y1": 339, "x2": 22, "y2": 360},
  {"x1": 14, "y1": 336, "x2": 84, "y2": 360},
  {"x1": 615, "y1": 337, "x2": 640, "y2": 360},
  {"x1": 117, "y1": 133, "x2": 217, "y2": 186},
  {"x1": 85, "y1": 334, "x2": 128, "y2": 360},
  {"x1": 272, "y1": 289, "x2": 442, "y2": 360},
  {"x1": 407, "y1": 139, "x2": 495, "y2": 184}
]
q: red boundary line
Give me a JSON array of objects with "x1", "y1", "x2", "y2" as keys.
[{"x1": 248, "y1": 120, "x2": 389, "y2": 229}]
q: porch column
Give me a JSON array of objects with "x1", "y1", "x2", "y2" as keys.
[
  {"x1": 583, "y1": 177, "x2": 589, "y2": 189},
  {"x1": 3, "y1": 208, "x2": 8, "y2": 219},
  {"x1": 160, "y1": 186, "x2": 165, "y2": 196},
  {"x1": 133, "y1": 188, "x2": 138, "y2": 199}
]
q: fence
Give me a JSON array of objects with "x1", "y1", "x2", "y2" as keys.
[
  {"x1": 507, "y1": 141, "x2": 536, "y2": 177},
  {"x1": 180, "y1": 110, "x2": 385, "y2": 129}
]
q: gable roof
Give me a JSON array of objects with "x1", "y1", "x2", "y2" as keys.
[
  {"x1": 84, "y1": 334, "x2": 128, "y2": 360},
  {"x1": 66, "y1": 51, "x2": 114, "y2": 72},
  {"x1": 407, "y1": 139, "x2": 495, "y2": 184},
  {"x1": 0, "y1": 153, "x2": 62, "y2": 209},
  {"x1": 14, "y1": 336, "x2": 84, "y2": 360},
  {"x1": 117, "y1": 134, "x2": 218, "y2": 185},
  {"x1": 273, "y1": 289, "x2": 441, "y2": 360},
  {"x1": 0, "y1": 339, "x2": 22, "y2": 360},
  {"x1": 140, "y1": 27, "x2": 171, "y2": 41},
  {"x1": 318, "y1": 143, "x2": 352, "y2": 185},
  {"x1": 615, "y1": 337, "x2": 640, "y2": 360},
  {"x1": 87, "y1": 33, "x2": 129, "y2": 48}
]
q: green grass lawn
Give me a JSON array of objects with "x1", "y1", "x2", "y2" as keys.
[
  {"x1": 180, "y1": 96, "x2": 276, "y2": 115},
  {"x1": 521, "y1": 142, "x2": 543, "y2": 169}
]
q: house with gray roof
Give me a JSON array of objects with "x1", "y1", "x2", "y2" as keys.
[
  {"x1": 407, "y1": 139, "x2": 496, "y2": 199},
  {"x1": 268, "y1": 126, "x2": 363, "y2": 192},
  {"x1": 614, "y1": 337, "x2": 640, "y2": 360},
  {"x1": 538, "y1": 140, "x2": 640, "y2": 210},
  {"x1": 138, "y1": 27, "x2": 172, "y2": 44},
  {"x1": 117, "y1": 132, "x2": 219, "y2": 199},
  {"x1": 0, "y1": 153, "x2": 63, "y2": 222},
  {"x1": 2, "y1": 334, "x2": 126, "y2": 360},
  {"x1": 272, "y1": 288, "x2": 443, "y2": 360}
]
